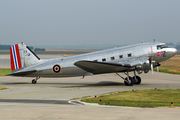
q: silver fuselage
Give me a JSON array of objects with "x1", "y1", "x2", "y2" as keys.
[{"x1": 17, "y1": 42, "x2": 177, "y2": 77}]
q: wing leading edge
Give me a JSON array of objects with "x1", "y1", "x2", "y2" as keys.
[{"x1": 74, "y1": 60, "x2": 131, "y2": 74}]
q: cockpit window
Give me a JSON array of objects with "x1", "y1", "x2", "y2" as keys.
[{"x1": 157, "y1": 45, "x2": 168, "y2": 50}]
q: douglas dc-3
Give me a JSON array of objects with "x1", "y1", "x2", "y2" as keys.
[{"x1": 9, "y1": 41, "x2": 177, "y2": 86}]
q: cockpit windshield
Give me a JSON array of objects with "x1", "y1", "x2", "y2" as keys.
[{"x1": 157, "y1": 45, "x2": 168, "y2": 50}]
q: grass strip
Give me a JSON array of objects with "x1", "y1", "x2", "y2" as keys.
[
  {"x1": 0, "y1": 87, "x2": 7, "y2": 90},
  {"x1": 154, "y1": 68, "x2": 180, "y2": 75},
  {"x1": 81, "y1": 89, "x2": 180, "y2": 108},
  {"x1": 0, "y1": 68, "x2": 11, "y2": 76}
]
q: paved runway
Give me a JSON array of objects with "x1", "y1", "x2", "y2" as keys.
[{"x1": 0, "y1": 72, "x2": 180, "y2": 119}]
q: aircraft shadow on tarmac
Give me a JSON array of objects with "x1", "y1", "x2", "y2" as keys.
[
  {"x1": 1, "y1": 81, "x2": 151, "y2": 88},
  {"x1": 2, "y1": 81, "x2": 128, "y2": 87}
]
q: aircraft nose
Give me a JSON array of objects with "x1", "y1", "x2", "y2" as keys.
[{"x1": 172, "y1": 48, "x2": 177, "y2": 55}]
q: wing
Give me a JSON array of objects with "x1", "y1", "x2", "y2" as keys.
[
  {"x1": 74, "y1": 57, "x2": 150, "y2": 74},
  {"x1": 74, "y1": 61, "x2": 131, "y2": 74}
]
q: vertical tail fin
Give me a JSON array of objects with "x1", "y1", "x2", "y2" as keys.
[
  {"x1": 10, "y1": 42, "x2": 41, "y2": 72},
  {"x1": 10, "y1": 44, "x2": 22, "y2": 70}
]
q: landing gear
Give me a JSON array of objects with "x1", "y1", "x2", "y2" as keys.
[
  {"x1": 133, "y1": 76, "x2": 141, "y2": 84},
  {"x1": 32, "y1": 79, "x2": 37, "y2": 84},
  {"x1": 32, "y1": 76, "x2": 40, "y2": 84},
  {"x1": 124, "y1": 77, "x2": 134, "y2": 86},
  {"x1": 116, "y1": 71, "x2": 142, "y2": 86},
  {"x1": 133, "y1": 71, "x2": 141, "y2": 84},
  {"x1": 116, "y1": 72, "x2": 134, "y2": 86}
]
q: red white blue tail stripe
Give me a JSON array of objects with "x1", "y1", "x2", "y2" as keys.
[{"x1": 10, "y1": 44, "x2": 22, "y2": 70}]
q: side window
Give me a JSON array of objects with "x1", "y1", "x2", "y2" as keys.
[
  {"x1": 119, "y1": 55, "x2": 123, "y2": 59},
  {"x1": 102, "y1": 58, "x2": 106, "y2": 62},
  {"x1": 157, "y1": 45, "x2": 161, "y2": 50},
  {"x1": 111, "y1": 57, "x2": 115, "y2": 60},
  {"x1": 128, "y1": 53, "x2": 132, "y2": 57},
  {"x1": 93, "y1": 60, "x2": 98, "y2": 62}
]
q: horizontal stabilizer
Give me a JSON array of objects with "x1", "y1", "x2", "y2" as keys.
[
  {"x1": 7, "y1": 70, "x2": 37, "y2": 76},
  {"x1": 74, "y1": 60, "x2": 130, "y2": 74}
]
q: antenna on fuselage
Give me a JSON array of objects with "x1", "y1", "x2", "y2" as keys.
[
  {"x1": 154, "y1": 39, "x2": 155, "y2": 43},
  {"x1": 141, "y1": 41, "x2": 144, "y2": 43}
]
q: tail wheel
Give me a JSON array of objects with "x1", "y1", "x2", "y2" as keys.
[
  {"x1": 32, "y1": 79, "x2": 37, "y2": 84},
  {"x1": 133, "y1": 76, "x2": 141, "y2": 84},
  {"x1": 124, "y1": 77, "x2": 134, "y2": 86}
]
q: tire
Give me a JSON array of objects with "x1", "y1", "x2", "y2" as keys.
[
  {"x1": 133, "y1": 76, "x2": 141, "y2": 84},
  {"x1": 32, "y1": 79, "x2": 37, "y2": 84},
  {"x1": 124, "y1": 77, "x2": 134, "y2": 86}
]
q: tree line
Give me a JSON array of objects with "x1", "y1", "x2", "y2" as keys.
[
  {"x1": 0, "y1": 44, "x2": 45, "y2": 51},
  {"x1": 0, "y1": 43, "x2": 179, "y2": 50},
  {"x1": 0, "y1": 44, "x2": 11, "y2": 50}
]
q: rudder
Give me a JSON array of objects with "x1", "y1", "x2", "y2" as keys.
[
  {"x1": 10, "y1": 44, "x2": 22, "y2": 70},
  {"x1": 10, "y1": 42, "x2": 41, "y2": 72}
]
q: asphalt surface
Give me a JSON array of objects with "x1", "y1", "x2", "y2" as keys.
[
  {"x1": 0, "y1": 72, "x2": 180, "y2": 120},
  {"x1": 0, "y1": 54, "x2": 180, "y2": 119}
]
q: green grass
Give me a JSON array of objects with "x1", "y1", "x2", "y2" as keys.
[
  {"x1": 0, "y1": 87, "x2": 7, "y2": 90},
  {"x1": 0, "y1": 68, "x2": 11, "y2": 76},
  {"x1": 81, "y1": 89, "x2": 180, "y2": 108},
  {"x1": 154, "y1": 68, "x2": 180, "y2": 75}
]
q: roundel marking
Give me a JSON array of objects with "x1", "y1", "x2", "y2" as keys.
[{"x1": 52, "y1": 64, "x2": 61, "y2": 74}]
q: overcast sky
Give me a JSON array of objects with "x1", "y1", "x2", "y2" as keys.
[{"x1": 0, "y1": 0, "x2": 180, "y2": 46}]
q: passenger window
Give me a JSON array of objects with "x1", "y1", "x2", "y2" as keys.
[
  {"x1": 93, "y1": 60, "x2": 98, "y2": 62},
  {"x1": 102, "y1": 58, "x2": 106, "y2": 62},
  {"x1": 119, "y1": 55, "x2": 123, "y2": 59},
  {"x1": 128, "y1": 54, "x2": 132, "y2": 57},
  {"x1": 111, "y1": 57, "x2": 115, "y2": 60}
]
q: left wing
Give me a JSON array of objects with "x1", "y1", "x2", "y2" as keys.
[
  {"x1": 74, "y1": 61, "x2": 131, "y2": 74},
  {"x1": 74, "y1": 57, "x2": 150, "y2": 74}
]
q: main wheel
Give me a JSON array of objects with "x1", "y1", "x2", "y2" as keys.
[
  {"x1": 32, "y1": 79, "x2": 37, "y2": 84},
  {"x1": 133, "y1": 76, "x2": 141, "y2": 84},
  {"x1": 124, "y1": 77, "x2": 134, "y2": 86}
]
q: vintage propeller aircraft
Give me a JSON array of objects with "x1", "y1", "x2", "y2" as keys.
[{"x1": 9, "y1": 41, "x2": 177, "y2": 86}]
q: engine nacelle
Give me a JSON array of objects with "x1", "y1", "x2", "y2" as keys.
[{"x1": 136, "y1": 57, "x2": 151, "y2": 74}]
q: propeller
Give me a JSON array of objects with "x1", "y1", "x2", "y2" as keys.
[
  {"x1": 151, "y1": 46, "x2": 155, "y2": 78},
  {"x1": 157, "y1": 66, "x2": 159, "y2": 73},
  {"x1": 151, "y1": 63, "x2": 154, "y2": 78}
]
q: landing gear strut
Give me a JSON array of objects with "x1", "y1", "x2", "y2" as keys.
[
  {"x1": 116, "y1": 72, "x2": 134, "y2": 86},
  {"x1": 32, "y1": 76, "x2": 40, "y2": 84},
  {"x1": 124, "y1": 77, "x2": 134, "y2": 86},
  {"x1": 116, "y1": 71, "x2": 142, "y2": 86},
  {"x1": 133, "y1": 71, "x2": 141, "y2": 84}
]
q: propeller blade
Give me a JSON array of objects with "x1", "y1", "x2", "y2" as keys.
[
  {"x1": 151, "y1": 64, "x2": 154, "y2": 78},
  {"x1": 157, "y1": 66, "x2": 159, "y2": 73}
]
